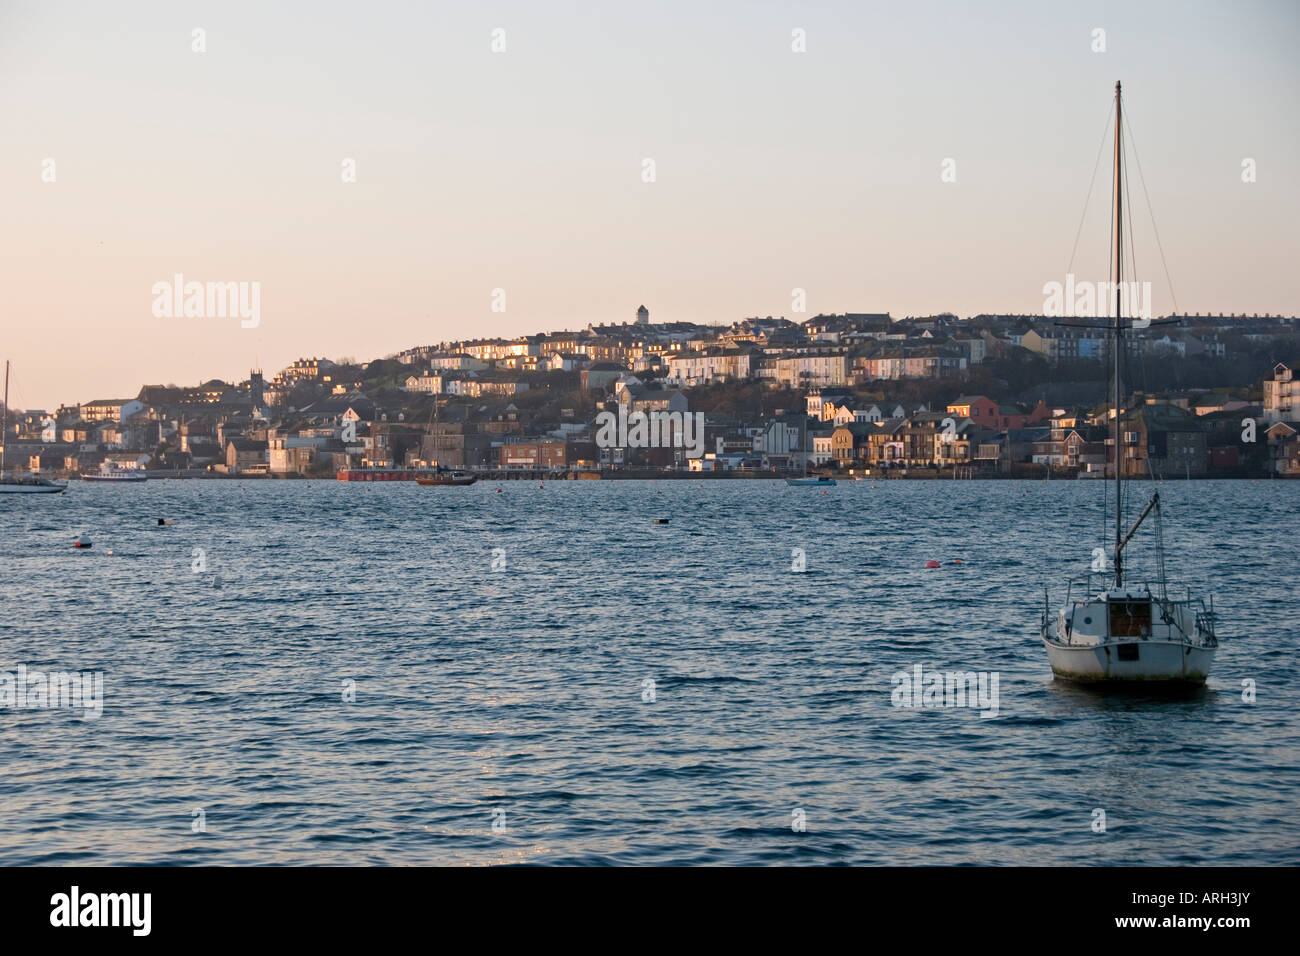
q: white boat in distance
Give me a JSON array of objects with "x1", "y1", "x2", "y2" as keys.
[
  {"x1": 0, "y1": 474, "x2": 66, "y2": 494},
  {"x1": 83, "y1": 468, "x2": 148, "y2": 483},
  {"x1": 1, "y1": 360, "x2": 66, "y2": 494},
  {"x1": 1040, "y1": 82, "x2": 1217, "y2": 685}
]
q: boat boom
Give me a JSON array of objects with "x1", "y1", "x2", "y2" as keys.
[{"x1": 1115, "y1": 490, "x2": 1159, "y2": 567}]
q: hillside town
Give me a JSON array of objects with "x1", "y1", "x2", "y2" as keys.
[{"x1": 5, "y1": 307, "x2": 1300, "y2": 480}]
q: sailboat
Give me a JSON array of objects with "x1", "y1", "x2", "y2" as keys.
[
  {"x1": 786, "y1": 411, "x2": 835, "y2": 486},
  {"x1": 1040, "y1": 82, "x2": 1217, "y2": 684},
  {"x1": 416, "y1": 388, "x2": 477, "y2": 486},
  {"x1": 0, "y1": 360, "x2": 66, "y2": 494},
  {"x1": 415, "y1": 470, "x2": 478, "y2": 486}
]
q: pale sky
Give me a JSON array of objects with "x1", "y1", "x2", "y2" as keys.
[{"x1": 1, "y1": 0, "x2": 1297, "y2": 409}]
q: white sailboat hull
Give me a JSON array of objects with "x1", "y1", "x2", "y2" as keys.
[{"x1": 1042, "y1": 634, "x2": 1214, "y2": 683}]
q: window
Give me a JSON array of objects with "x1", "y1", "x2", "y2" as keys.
[{"x1": 1110, "y1": 601, "x2": 1152, "y2": 638}]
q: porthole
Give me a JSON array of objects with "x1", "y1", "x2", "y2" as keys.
[{"x1": 1083, "y1": 616, "x2": 1092, "y2": 625}]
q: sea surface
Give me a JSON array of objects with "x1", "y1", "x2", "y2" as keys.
[{"x1": 1, "y1": 477, "x2": 1296, "y2": 865}]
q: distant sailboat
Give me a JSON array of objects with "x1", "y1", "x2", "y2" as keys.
[
  {"x1": 1040, "y1": 83, "x2": 1217, "y2": 684},
  {"x1": 786, "y1": 411, "x2": 836, "y2": 486},
  {"x1": 0, "y1": 360, "x2": 66, "y2": 494},
  {"x1": 416, "y1": 389, "x2": 477, "y2": 486},
  {"x1": 415, "y1": 471, "x2": 478, "y2": 486}
]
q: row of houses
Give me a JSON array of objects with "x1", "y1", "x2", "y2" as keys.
[
  {"x1": 9, "y1": 325, "x2": 1299, "y2": 478},
  {"x1": 815, "y1": 395, "x2": 1300, "y2": 477},
  {"x1": 388, "y1": 307, "x2": 1299, "y2": 393}
]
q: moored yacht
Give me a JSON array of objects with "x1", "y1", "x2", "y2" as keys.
[
  {"x1": 416, "y1": 470, "x2": 477, "y2": 486},
  {"x1": 1, "y1": 360, "x2": 66, "y2": 494},
  {"x1": 1040, "y1": 82, "x2": 1218, "y2": 685},
  {"x1": 785, "y1": 413, "x2": 836, "y2": 485},
  {"x1": 1043, "y1": 573, "x2": 1218, "y2": 683}
]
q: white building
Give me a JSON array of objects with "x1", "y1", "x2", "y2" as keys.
[
  {"x1": 666, "y1": 349, "x2": 753, "y2": 387},
  {"x1": 425, "y1": 354, "x2": 488, "y2": 371},
  {"x1": 812, "y1": 432, "x2": 834, "y2": 466},
  {"x1": 1264, "y1": 363, "x2": 1299, "y2": 423},
  {"x1": 770, "y1": 352, "x2": 851, "y2": 388},
  {"x1": 403, "y1": 372, "x2": 444, "y2": 394},
  {"x1": 79, "y1": 398, "x2": 145, "y2": 422}
]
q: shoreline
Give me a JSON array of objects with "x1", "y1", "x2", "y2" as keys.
[{"x1": 25, "y1": 470, "x2": 1293, "y2": 482}]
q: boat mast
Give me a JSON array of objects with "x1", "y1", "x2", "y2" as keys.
[
  {"x1": 1112, "y1": 80, "x2": 1124, "y2": 589},
  {"x1": 2, "y1": 360, "x2": 8, "y2": 474}
]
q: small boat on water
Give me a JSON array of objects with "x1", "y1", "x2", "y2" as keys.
[
  {"x1": 1040, "y1": 82, "x2": 1218, "y2": 685},
  {"x1": 416, "y1": 470, "x2": 477, "y2": 486},
  {"x1": 412, "y1": 393, "x2": 477, "y2": 486},
  {"x1": 785, "y1": 413, "x2": 836, "y2": 486},
  {"x1": 1, "y1": 360, "x2": 66, "y2": 494},
  {"x1": 0, "y1": 473, "x2": 66, "y2": 494},
  {"x1": 83, "y1": 468, "x2": 148, "y2": 483}
]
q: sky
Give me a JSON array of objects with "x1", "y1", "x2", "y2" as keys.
[{"x1": 1, "y1": 0, "x2": 1297, "y2": 409}]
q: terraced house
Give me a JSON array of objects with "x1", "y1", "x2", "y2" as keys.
[
  {"x1": 831, "y1": 421, "x2": 875, "y2": 463},
  {"x1": 766, "y1": 351, "x2": 851, "y2": 388},
  {"x1": 665, "y1": 347, "x2": 755, "y2": 387}
]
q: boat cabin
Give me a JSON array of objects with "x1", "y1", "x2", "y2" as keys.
[
  {"x1": 1108, "y1": 598, "x2": 1152, "y2": 638},
  {"x1": 1061, "y1": 589, "x2": 1154, "y2": 644}
]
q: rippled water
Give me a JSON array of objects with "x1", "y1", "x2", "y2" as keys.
[{"x1": 1, "y1": 478, "x2": 1296, "y2": 865}]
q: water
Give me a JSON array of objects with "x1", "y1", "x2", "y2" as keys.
[{"x1": 1, "y1": 478, "x2": 1296, "y2": 865}]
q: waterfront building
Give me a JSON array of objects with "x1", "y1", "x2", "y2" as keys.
[{"x1": 1263, "y1": 363, "x2": 1298, "y2": 423}]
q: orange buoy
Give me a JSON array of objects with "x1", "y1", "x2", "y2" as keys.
[{"x1": 924, "y1": 560, "x2": 940, "y2": 569}]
